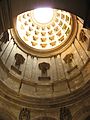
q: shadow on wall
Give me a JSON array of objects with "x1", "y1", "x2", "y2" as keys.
[{"x1": 85, "y1": 116, "x2": 90, "y2": 120}]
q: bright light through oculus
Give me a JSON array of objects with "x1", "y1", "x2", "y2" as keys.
[
  {"x1": 16, "y1": 9, "x2": 72, "y2": 50},
  {"x1": 34, "y1": 8, "x2": 53, "y2": 23}
]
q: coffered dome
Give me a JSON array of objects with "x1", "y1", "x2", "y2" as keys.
[
  {"x1": 16, "y1": 9, "x2": 72, "y2": 50},
  {"x1": 12, "y1": 8, "x2": 77, "y2": 57}
]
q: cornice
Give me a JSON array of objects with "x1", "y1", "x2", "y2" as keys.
[{"x1": 0, "y1": 79, "x2": 89, "y2": 110}]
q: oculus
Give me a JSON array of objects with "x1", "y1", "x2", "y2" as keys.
[
  {"x1": 33, "y1": 8, "x2": 53, "y2": 24},
  {"x1": 16, "y1": 8, "x2": 72, "y2": 50}
]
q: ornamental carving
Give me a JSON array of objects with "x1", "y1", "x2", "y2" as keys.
[
  {"x1": 15, "y1": 53, "x2": 25, "y2": 69},
  {"x1": 63, "y1": 53, "x2": 73, "y2": 64},
  {"x1": 0, "y1": 31, "x2": 9, "y2": 51},
  {"x1": 0, "y1": 31, "x2": 9, "y2": 43},
  {"x1": 79, "y1": 29, "x2": 87, "y2": 42},
  {"x1": 38, "y1": 62, "x2": 50, "y2": 80},
  {"x1": 11, "y1": 53, "x2": 25, "y2": 75},
  {"x1": 19, "y1": 108, "x2": 30, "y2": 120},
  {"x1": 60, "y1": 107, "x2": 72, "y2": 120},
  {"x1": 63, "y1": 53, "x2": 77, "y2": 73}
]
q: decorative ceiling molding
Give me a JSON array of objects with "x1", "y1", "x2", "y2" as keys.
[{"x1": 0, "y1": 79, "x2": 89, "y2": 109}]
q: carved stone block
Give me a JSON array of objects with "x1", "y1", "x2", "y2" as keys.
[
  {"x1": 63, "y1": 53, "x2": 78, "y2": 73},
  {"x1": 15, "y1": 53, "x2": 25, "y2": 68},
  {"x1": 11, "y1": 53, "x2": 25, "y2": 75},
  {"x1": 38, "y1": 62, "x2": 51, "y2": 80},
  {"x1": 19, "y1": 108, "x2": 30, "y2": 120},
  {"x1": 79, "y1": 29, "x2": 87, "y2": 42},
  {"x1": 63, "y1": 53, "x2": 73, "y2": 64},
  {"x1": 0, "y1": 31, "x2": 9, "y2": 52},
  {"x1": 0, "y1": 31, "x2": 9, "y2": 43}
]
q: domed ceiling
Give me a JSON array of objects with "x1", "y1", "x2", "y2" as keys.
[
  {"x1": 0, "y1": 2, "x2": 90, "y2": 120},
  {"x1": 16, "y1": 8, "x2": 72, "y2": 50},
  {"x1": 0, "y1": 6, "x2": 90, "y2": 109},
  {"x1": 12, "y1": 8, "x2": 77, "y2": 57}
]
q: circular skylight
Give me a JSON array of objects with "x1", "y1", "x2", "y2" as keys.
[
  {"x1": 16, "y1": 8, "x2": 72, "y2": 50},
  {"x1": 34, "y1": 8, "x2": 53, "y2": 23}
]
